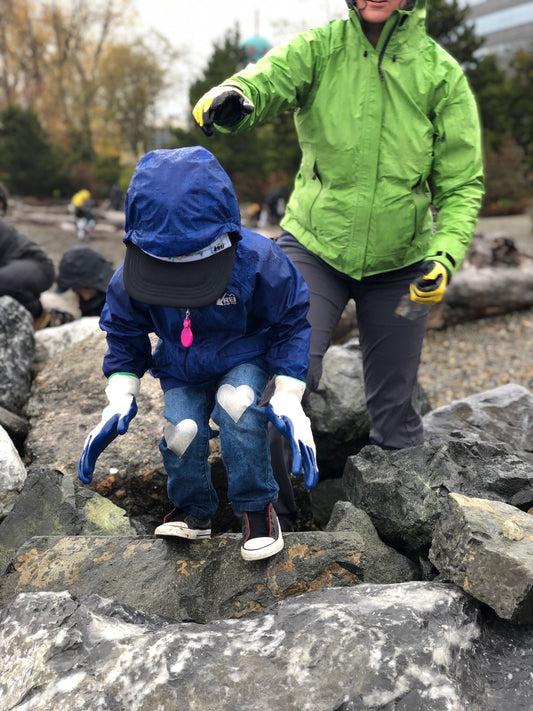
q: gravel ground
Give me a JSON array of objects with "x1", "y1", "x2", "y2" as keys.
[
  {"x1": 418, "y1": 307, "x2": 533, "y2": 410},
  {"x1": 418, "y1": 213, "x2": 533, "y2": 410},
  {"x1": 7, "y1": 204, "x2": 533, "y2": 412}
]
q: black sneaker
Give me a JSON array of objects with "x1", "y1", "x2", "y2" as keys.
[
  {"x1": 154, "y1": 508, "x2": 211, "y2": 540},
  {"x1": 241, "y1": 503, "x2": 284, "y2": 561}
]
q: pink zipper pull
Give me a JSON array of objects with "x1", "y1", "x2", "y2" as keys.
[{"x1": 181, "y1": 309, "x2": 193, "y2": 347}]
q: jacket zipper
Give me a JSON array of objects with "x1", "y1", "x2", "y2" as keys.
[{"x1": 377, "y1": 16, "x2": 400, "y2": 81}]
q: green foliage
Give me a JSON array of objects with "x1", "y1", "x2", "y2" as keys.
[
  {"x1": 263, "y1": 113, "x2": 301, "y2": 187},
  {"x1": 471, "y1": 48, "x2": 533, "y2": 205},
  {"x1": 505, "y1": 49, "x2": 533, "y2": 171},
  {"x1": 482, "y1": 135, "x2": 530, "y2": 210},
  {"x1": 180, "y1": 27, "x2": 271, "y2": 200},
  {"x1": 467, "y1": 54, "x2": 508, "y2": 147},
  {"x1": 99, "y1": 41, "x2": 168, "y2": 154},
  {"x1": 68, "y1": 128, "x2": 96, "y2": 164},
  {"x1": 0, "y1": 104, "x2": 70, "y2": 196},
  {"x1": 427, "y1": 0, "x2": 531, "y2": 209},
  {"x1": 426, "y1": 0, "x2": 507, "y2": 142},
  {"x1": 94, "y1": 154, "x2": 122, "y2": 197},
  {"x1": 118, "y1": 165, "x2": 136, "y2": 194}
]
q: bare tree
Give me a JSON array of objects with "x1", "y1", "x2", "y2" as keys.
[{"x1": 1, "y1": 0, "x2": 175, "y2": 158}]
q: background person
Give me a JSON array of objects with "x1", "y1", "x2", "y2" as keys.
[
  {"x1": 56, "y1": 245, "x2": 114, "y2": 317},
  {"x1": 193, "y1": 0, "x2": 484, "y2": 526},
  {"x1": 0, "y1": 184, "x2": 55, "y2": 329},
  {"x1": 70, "y1": 189, "x2": 96, "y2": 240}
]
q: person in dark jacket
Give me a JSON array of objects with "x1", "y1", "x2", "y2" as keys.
[
  {"x1": 78, "y1": 147, "x2": 318, "y2": 561},
  {"x1": 0, "y1": 184, "x2": 55, "y2": 327},
  {"x1": 56, "y1": 245, "x2": 114, "y2": 317}
]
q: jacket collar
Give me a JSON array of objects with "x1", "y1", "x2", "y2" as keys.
[{"x1": 347, "y1": 0, "x2": 427, "y2": 53}]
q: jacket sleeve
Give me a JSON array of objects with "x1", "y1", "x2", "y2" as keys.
[
  {"x1": 99, "y1": 267, "x2": 154, "y2": 379},
  {"x1": 251, "y1": 239, "x2": 311, "y2": 382},
  {"x1": 427, "y1": 67, "x2": 484, "y2": 275},
  {"x1": 216, "y1": 28, "x2": 325, "y2": 130}
]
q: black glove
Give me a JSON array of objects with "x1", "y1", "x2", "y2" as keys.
[
  {"x1": 409, "y1": 260, "x2": 450, "y2": 305},
  {"x1": 192, "y1": 85, "x2": 254, "y2": 136}
]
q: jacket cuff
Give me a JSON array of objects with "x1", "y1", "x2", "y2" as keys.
[{"x1": 424, "y1": 252, "x2": 455, "y2": 280}]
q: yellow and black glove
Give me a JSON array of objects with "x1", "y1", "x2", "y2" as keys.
[
  {"x1": 409, "y1": 260, "x2": 450, "y2": 305},
  {"x1": 192, "y1": 84, "x2": 254, "y2": 136}
]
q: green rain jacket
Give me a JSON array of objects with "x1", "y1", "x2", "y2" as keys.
[{"x1": 220, "y1": 0, "x2": 484, "y2": 279}]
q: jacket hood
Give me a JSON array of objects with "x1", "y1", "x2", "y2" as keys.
[{"x1": 124, "y1": 147, "x2": 242, "y2": 259}]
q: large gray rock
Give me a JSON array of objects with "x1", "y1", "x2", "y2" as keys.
[
  {"x1": 0, "y1": 525, "x2": 418, "y2": 622},
  {"x1": 0, "y1": 583, "x2": 485, "y2": 711},
  {"x1": 0, "y1": 295, "x2": 34, "y2": 416},
  {"x1": 473, "y1": 607, "x2": 533, "y2": 710},
  {"x1": 430, "y1": 493, "x2": 533, "y2": 624},
  {"x1": 343, "y1": 439, "x2": 533, "y2": 558},
  {"x1": 0, "y1": 424, "x2": 27, "y2": 522},
  {"x1": 326, "y1": 501, "x2": 420, "y2": 583},
  {"x1": 0, "y1": 466, "x2": 137, "y2": 574},
  {"x1": 428, "y1": 266, "x2": 533, "y2": 329},
  {"x1": 423, "y1": 383, "x2": 533, "y2": 452},
  {"x1": 32, "y1": 315, "x2": 101, "y2": 374}
]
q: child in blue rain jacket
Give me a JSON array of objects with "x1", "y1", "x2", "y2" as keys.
[{"x1": 78, "y1": 147, "x2": 318, "y2": 562}]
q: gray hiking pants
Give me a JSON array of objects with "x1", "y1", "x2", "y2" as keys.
[{"x1": 271, "y1": 232, "x2": 430, "y2": 523}]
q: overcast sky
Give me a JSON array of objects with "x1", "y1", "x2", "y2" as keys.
[{"x1": 133, "y1": 0, "x2": 345, "y2": 121}]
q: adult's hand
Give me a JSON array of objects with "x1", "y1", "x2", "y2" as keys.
[
  {"x1": 410, "y1": 260, "x2": 450, "y2": 305},
  {"x1": 192, "y1": 85, "x2": 254, "y2": 136}
]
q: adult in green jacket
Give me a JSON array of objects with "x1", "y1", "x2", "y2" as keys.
[{"x1": 193, "y1": 0, "x2": 484, "y2": 526}]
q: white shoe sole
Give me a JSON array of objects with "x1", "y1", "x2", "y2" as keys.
[
  {"x1": 154, "y1": 523, "x2": 211, "y2": 539},
  {"x1": 241, "y1": 534, "x2": 284, "y2": 561}
]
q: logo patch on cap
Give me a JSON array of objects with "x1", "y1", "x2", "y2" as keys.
[{"x1": 145, "y1": 234, "x2": 232, "y2": 264}]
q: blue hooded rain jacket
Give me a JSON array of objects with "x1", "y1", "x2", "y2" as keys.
[{"x1": 99, "y1": 147, "x2": 311, "y2": 390}]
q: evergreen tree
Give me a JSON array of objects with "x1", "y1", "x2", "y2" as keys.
[
  {"x1": 506, "y1": 48, "x2": 533, "y2": 172},
  {"x1": 0, "y1": 104, "x2": 69, "y2": 196},
  {"x1": 468, "y1": 54, "x2": 509, "y2": 148}
]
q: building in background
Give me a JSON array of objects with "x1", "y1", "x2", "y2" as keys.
[{"x1": 464, "y1": 0, "x2": 533, "y2": 60}]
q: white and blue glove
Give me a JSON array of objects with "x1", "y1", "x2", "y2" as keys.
[
  {"x1": 266, "y1": 375, "x2": 319, "y2": 489},
  {"x1": 78, "y1": 373, "x2": 139, "y2": 484}
]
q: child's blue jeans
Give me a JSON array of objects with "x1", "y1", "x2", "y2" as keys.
[{"x1": 159, "y1": 362, "x2": 279, "y2": 520}]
